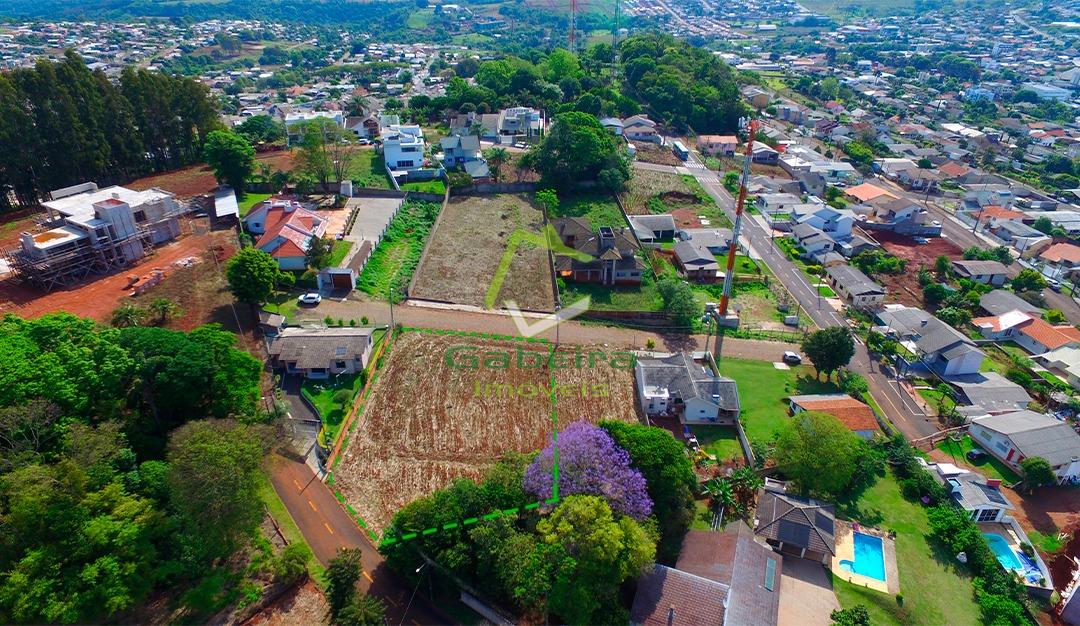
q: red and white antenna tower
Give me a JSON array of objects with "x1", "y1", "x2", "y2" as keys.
[{"x1": 568, "y1": 0, "x2": 578, "y2": 53}]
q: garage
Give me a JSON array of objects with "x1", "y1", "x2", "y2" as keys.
[{"x1": 317, "y1": 267, "x2": 356, "y2": 292}]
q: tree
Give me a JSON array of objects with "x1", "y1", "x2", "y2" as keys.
[
  {"x1": 1020, "y1": 456, "x2": 1055, "y2": 490},
  {"x1": 274, "y1": 543, "x2": 311, "y2": 586},
  {"x1": 203, "y1": 129, "x2": 256, "y2": 199},
  {"x1": 111, "y1": 303, "x2": 145, "y2": 328},
  {"x1": 600, "y1": 421, "x2": 696, "y2": 562},
  {"x1": 831, "y1": 605, "x2": 871, "y2": 626},
  {"x1": 306, "y1": 235, "x2": 334, "y2": 270},
  {"x1": 296, "y1": 118, "x2": 356, "y2": 189},
  {"x1": 225, "y1": 247, "x2": 292, "y2": 305},
  {"x1": 236, "y1": 115, "x2": 284, "y2": 144},
  {"x1": 535, "y1": 188, "x2": 559, "y2": 215},
  {"x1": 657, "y1": 279, "x2": 702, "y2": 327},
  {"x1": 934, "y1": 254, "x2": 952, "y2": 278},
  {"x1": 483, "y1": 147, "x2": 509, "y2": 182},
  {"x1": 146, "y1": 298, "x2": 180, "y2": 325},
  {"x1": 1012, "y1": 268, "x2": 1047, "y2": 293},
  {"x1": 167, "y1": 419, "x2": 268, "y2": 564},
  {"x1": 923, "y1": 282, "x2": 949, "y2": 308},
  {"x1": 774, "y1": 411, "x2": 862, "y2": 497},
  {"x1": 336, "y1": 594, "x2": 387, "y2": 626},
  {"x1": 524, "y1": 421, "x2": 652, "y2": 520},
  {"x1": 801, "y1": 327, "x2": 855, "y2": 380},
  {"x1": 326, "y1": 547, "x2": 364, "y2": 619},
  {"x1": 536, "y1": 495, "x2": 656, "y2": 625},
  {"x1": 529, "y1": 111, "x2": 627, "y2": 189},
  {"x1": 1033, "y1": 216, "x2": 1054, "y2": 235},
  {"x1": 1044, "y1": 309, "x2": 1067, "y2": 324}
]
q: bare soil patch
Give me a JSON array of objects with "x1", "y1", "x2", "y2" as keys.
[
  {"x1": 632, "y1": 142, "x2": 681, "y2": 166},
  {"x1": 411, "y1": 194, "x2": 555, "y2": 312},
  {"x1": 244, "y1": 580, "x2": 329, "y2": 626},
  {"x1": 127, "y1": 151, "x2": 298, "y2": 198},
  {"x1": 333, "y1": 332, "x2": 641, "y2": 533},
  {"x1": 874, "y1": 231, "x2": 965, "y2": 308}
]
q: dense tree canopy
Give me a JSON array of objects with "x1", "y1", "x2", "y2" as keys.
[
  {"x1": 620, "y1": 33, "x2": 746, "y2": 133},
  {"x1": 774, "y1": 411, "x2": 863, "y2": 498},
  {"x1": 528, "y1": 111, "x2": 629, "y2": 190},
  {"x1": 203, "y1": 129, "x2": 256, "y2": 198},
  {"x1": 0, "y1": 52, "x2": 219, "y2": 210}
]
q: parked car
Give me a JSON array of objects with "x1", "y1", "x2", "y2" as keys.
[
  {"x1": 914, "y1": 236, "x2": 929, "y2": 245},
  {"x1": 966, "y1": 448, "x2": 987, "y2": 462},
  {"x1": 1047, "y1": 279, "x2": 1062, "y2": 293},
  {"x1": 932, "y1": 220, "x2": 942, "y2": 227},
  {"x1": 782, "y1": 351, "x2": 802, "y2": 365},
  {"x1": 297, "y1": 292, "x2": 322, "y2": 306}
]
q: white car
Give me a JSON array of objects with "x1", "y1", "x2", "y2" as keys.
[
  {"x1": 297, "y1": 292, "x2": 322, "y2": 306},
  {"x1": 782, "y1": 351, "x2": 802, "y2": 365}
]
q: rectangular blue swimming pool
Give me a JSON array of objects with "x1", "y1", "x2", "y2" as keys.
[{"x1": 839, "y1": 532, "x2": 886, "y2": 582}]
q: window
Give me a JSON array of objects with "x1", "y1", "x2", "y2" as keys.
[
  {"x1": 133, "y1": 210, "x2": 147, "y2": 222},
  {"x1": 335, "y1": 361, "x2": 347, "y2": 369},
  {"x1": 976, "y1": 509, "x2": 998, "y2": 522}
]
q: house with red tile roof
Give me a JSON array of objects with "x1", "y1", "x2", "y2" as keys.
[
  {"x1": 938, "y1": 161, "x2": 972, "y2": 179},
  {"x1": 787, "y1": 393, "x2": 880, "y2": 439},
  {"x1": 1038, "y1": 242, "x2": 1080, "y2": 280},
  {"x1": 844, "y1": 182, "x2": 897, "y2": 204},
  {"x1": 242, "y1": 198, "x2": 328, "y2": 270},
  {"x1": 972, "y1": 309, "x2": 1080, "y2": 355}
]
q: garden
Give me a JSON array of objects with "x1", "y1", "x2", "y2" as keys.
[
  {"x1": 356, "y1": 200, "x2": 441, "y2": 301},
  {"x1": 302, "y1": 371, "x2": 366, "y2": 442},
  {"x1": 548, "y1": 191, "x2": 625, "y2": 228}
]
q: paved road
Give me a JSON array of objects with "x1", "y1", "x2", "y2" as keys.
[
  {"x1": 683, "y1": 163, "x2": 940, "y2": 438},
  {"x1": 269, "y1": 454, "x2": 445, "y2": 625}
]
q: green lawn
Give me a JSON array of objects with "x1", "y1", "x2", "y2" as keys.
[
  {"x1": 238, "y1": 192, "x2": 271, "y2": 217},
  {"x1": 407, "y1": 8, "x2": 433, "y2": 28},
  {"x1": 551, "y1": 192, "x2": 625, "y2": 228},
  {"x1": 301, "y1": 372, "x2": 364, "y2": 442},
  {"x1": 690, "y1": 425, "x2": 744, "y2": 462},
  {"x1": 328, "y1": 240, "x2": 353, "y2": 268},
  {"x1": 715, "y1": 358, "x2": 839, "y2": 444},
  {"x1": 356, "y1": 201, "x2": 440, "y2": 301},
  {"x1": 690, "y1": 499, "x2": 715, "y2": 530},
  {"x1": 348, "y1": 148, "x2": 393, "y2": 189},
  {"x1": 818, "y1": 285, "x2": 837, "y2": 297},
  {"x1": 263, "y1": 292, "x2": 300, "y2": 320},
  {"x1": 561, "y1": 281, "x2": 664, "y2": 312},
  {"x1": 680, "y1": 174, "x2": 733, "y2": 227},
  {"x1": 401, "y1": 179, "x2": 446, "y2": 195},
  {"x1": 833, "y1": 473, "x2": 980, "y2": 626},
  {"x1": 936, "y1": 435, "x2": 1022, "y2": 484}
]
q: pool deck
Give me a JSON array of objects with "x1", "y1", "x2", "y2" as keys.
[
  {"x1": 979, "y1": 521, "x2": 1053, "y2": 588},
  {"x1": 830, "y1": 520, "x2": 900, "y2": 594}
]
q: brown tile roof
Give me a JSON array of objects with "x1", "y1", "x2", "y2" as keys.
[
  {"x1": 845, "y1": 183, "x2": 897, "y2": 203},
  {"x1": 938, "y1": 161, "x2": 971, "y2": 178},
  {"x1": 1040, "y1": 243, "x2": 1080, "y2": 265},
  {"x1": 978, "y1": 205, "x2": 1027, "y2": 221},
  {"x1": 792, "y1": 397, "x2": 880, "y2": 433},
  {"x1": 630, "y1": 565, "x2": 728, "y2": 626},
  {"x1": 1018, "y1": 316, "x2": 1080, "y2": 351},
  {"x1": 676, "y1": 526, "x2": 782, "y2": 626}
]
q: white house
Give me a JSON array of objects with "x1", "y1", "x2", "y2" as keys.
[
  {"x1": 1035, "y1": 346, "x2": 1080, "y2": 392},
  {"x1": 792, "y1": 204, "x2": 854, "y2": 239},
  {"x1": 622, "y1": 115, "x2": 661, "y2": 143},
  {"x1": 697, "y1": 135, "x2": 738, "y2": 157},
  {"x1": 970, "y1": 411, "x2": 1080, "y2": 484},
  {"x1": 790, "y1": 223, "x2": 834, "y2": 258},
  {"x1": 972, "y1": 309, "x2": 1080, "y2": 355},
  {"x1": 1038, "y1": 243, "x2": 1080, "y2": 280},
  {"x1": 930, "y1": 462, "x2": 1014, "y2": 523},
  {"x1": 825, "y1": 265, "x2": 885, "y2": 309},
  {"x1": 634, "y1": 352, "x2": 740, "y2": 424},
  {"x1": 381, "y1": 124, "x2": 426, "y2": 171}
]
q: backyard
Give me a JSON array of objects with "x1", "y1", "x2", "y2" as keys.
[
  {"x1": 356, "y1": 200, "x2": 441, "y2": 301},
  {"x1": 715, "y1": 358, "x2": 840, "y2": 445},
  {"x1": 400, "y1": 179, "x2": 446, "y2": 195},
  {"x1": 238, "y1": 192, "x2": 271, "y2": 217},
  {"x1": 550, "y1": 191, "x2": 625, "y2": 228},
  {"x1": 935, "y1": 435, "x2": 1022, "y2": 484},
  {"x1": 347, "y1": 147, "x2": 393, "y2": 189},
  {"x1": 690, "y1": 425, "x2": 743, "y2": 462},
  {"x1": 618, "y1": 169, "x2": 732, "y2": 228},
  {"x1": 411, "y1": 194, "x2": 556, "y2": 311},
  {"x1": 832, "y1": 473, "x2": 981, "y2": 626}
]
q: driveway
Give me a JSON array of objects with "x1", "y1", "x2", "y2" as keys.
[{"x1": 778, "y1": 558, "x2": 840, "y2": 626}]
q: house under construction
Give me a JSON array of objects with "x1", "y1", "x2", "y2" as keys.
[{"x1": 2, "y1": 182, "x2": 185, "y2": 291}]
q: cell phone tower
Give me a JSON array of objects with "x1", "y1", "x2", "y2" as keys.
[{"x1": 718, "y1": 118, "x2": 759, "y2": 319}]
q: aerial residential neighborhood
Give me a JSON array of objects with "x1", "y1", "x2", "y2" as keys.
[{"x1": 0, "y1": 0, "x2": 1078, "y2": 624}]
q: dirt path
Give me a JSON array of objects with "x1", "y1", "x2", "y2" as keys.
[{"x1": 297, "y1": 296, "x2": 797, "y2": 359}]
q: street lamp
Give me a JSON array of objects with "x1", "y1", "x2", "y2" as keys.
[{"x1": 400, "y1": 562, "x2": 428, "y2": 626}]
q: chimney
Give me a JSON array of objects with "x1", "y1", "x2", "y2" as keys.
[
  {"x1": 598, "y1": 226, "x2": 615, "y2": 250},
  {"x1": 986, "y1": 478, "x2": 1001, "y2": 489},
  {"x1": 667, "y1": 605, "x2": 676, "y2": 626}
]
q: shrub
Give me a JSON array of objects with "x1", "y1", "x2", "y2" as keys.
[
  {"x1": 332, "y1": 389, "x2": 352, "y2": 405},
  {"x1": 361, "y1": 316, "x2": 369, "y2": 325},
  {"x1": 349, "y1": 319, "x2": 357, "y2": 326},
  {"x1": 324, "y1": 315, "x2": 334, "y2": 326}
]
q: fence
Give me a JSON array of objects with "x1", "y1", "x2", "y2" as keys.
[{"x1": 449, "y1": 181, "x2": 538, "y2": 195}]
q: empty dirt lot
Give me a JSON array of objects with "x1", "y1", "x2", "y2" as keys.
[
  {"x1": 410, "y1": 194, "x2": 555, "y2": 312},
  {"x1": 332, "y1": 331, "x2": 641, "y2": 534},
  {"x1": 875, "y1": 231, "x2": 965, "y2": 307},
  {"x1": 126, "y1": 151, "x2": 297, "y2": 198}
]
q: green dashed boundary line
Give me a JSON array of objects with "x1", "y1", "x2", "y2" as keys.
[{"x1": 326, "y1": 327, "x2": 563, "y2": 548}]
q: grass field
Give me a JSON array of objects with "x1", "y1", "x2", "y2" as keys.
[
  {"x1": 356, "y1": 200, "x2": 440, "y2": 301},
  {"x1": 833, "y1": 473, "x2": 980, "y2": 626},
  {"x1": 407, "y1": 8, "x2": 434, "y2": 28},
  {"x1": 936, "y1": 435, "x2": 1022, "y2": 484},
  {"x1": 348, "y1": 148, "x2": 393, "y2": 189},
  {"x1": 690, "y1": 425, "x2": 743, "y2": 462},
  {"x1": 551, "y1": 191, "x2": 625, "y2": 228},
  {"x1": 401, "y1": 179, "x2": 446, "y2": 195},
  {"x1": 411, "y1": 194, "x2": 555, "y2": 311},
  {"x1": 715, "y1": 359, "x2": 839, "y2": 444},
  {"x1": 302, "y1": 372, "x2": 364, "y2": 442},
  {"x1": 560, "y1": 281, "x2": 664, "y2": 312},
  {"x1": 327, "y1": 240, "x2": 353, "y2": 267},
  {"x1": 238, "y1": 192, "x2": 271, "y2": 217}
]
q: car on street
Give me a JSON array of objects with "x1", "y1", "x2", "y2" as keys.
[
  {"x1": 297, "y1": 292, "x2": 322, "y2": 306},
  {"x1": 1047, "y1": 279, "x2": 1062, "y2": 292},
  {"x1": 782, "y1": 351, "x2": 802, "y2": 365}
]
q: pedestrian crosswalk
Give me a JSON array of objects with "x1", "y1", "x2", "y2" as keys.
[{"x1": 684, "y1": 159, "x2": 706, "y2": 170}]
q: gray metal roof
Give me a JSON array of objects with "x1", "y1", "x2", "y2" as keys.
[
  {"x1": 875, "y1": 306, "x2": 934, "y2": 337},
  {"x1": 635, "y1": 353, "x2": 740, "y2": 411},
  {"x1": 673, "y1": 240, "x2": 718, "y2": 267},
  {"x1": 755, "y1": 486, "x2": 836, "y2": 556},
  {"x1": 980, "y1": 289, "x2": 1043, "y2": 316},
  {"x1": 826, "y1": 264, "x2": 884, "y2": 296},
  {"x1": 949, "y1": 471, "x2": 1014, "y2": 511},
  {"x1": 951, "y1": 259, "x2": 1009, "y2": 278},
  {"x1": 914, "y1": 316, "x2": 976, "y2": 355},
  {"x1": 974, "y1": 411, "x2": 1080, "y2": 468},
  {"x1": 950, "y1": 372, "x2": 1033, "y2": 413},
  {"x1": 629, "y1": 214, "x2": 676, "y2": 234}
]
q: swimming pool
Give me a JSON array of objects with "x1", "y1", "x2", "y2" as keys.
[
  {"x1": 984, "y1": 533, "x2": 1023, "y2": 570},
  {"x1": 839, "y1": 532, "x2": 886, "y2": 582}
]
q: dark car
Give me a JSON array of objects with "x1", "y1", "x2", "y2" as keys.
[{"x1": 966, "y1": 449, "x2": 987, "y2": 462}]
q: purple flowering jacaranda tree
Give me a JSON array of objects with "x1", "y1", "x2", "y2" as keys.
[{"x1": 523, "y1": 420, "x2": 653, "y2": 520}]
